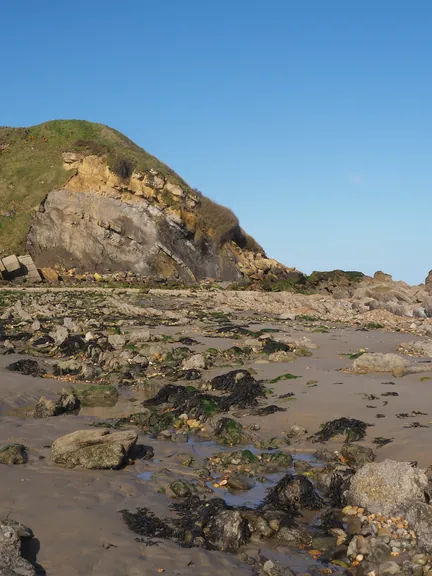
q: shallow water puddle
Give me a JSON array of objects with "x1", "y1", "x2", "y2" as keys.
[{"x1": 207, "y1": 472, "x2": 284, "y2": 507}]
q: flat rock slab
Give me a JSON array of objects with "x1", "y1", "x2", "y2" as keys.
[
  {"x1": 18, "y1": 255, "x2": 42, "y2": 283},
  {"x1": 1, "y1": 255, "x2": 21, "y2": 273},
  {"x1": 52, "y1": 428, "x2": 138, "y2": 469}
]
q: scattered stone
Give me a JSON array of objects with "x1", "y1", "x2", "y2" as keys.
[
  {"x1": 182, "y1": 353, "x2": 206, "y2": 370},
  {"x1": 33, "y1": 392, "x2": 79, "y2": 418},
  {"x1": 0, "y1": 444, "x2": 27, "y2": 465},
  {"x1": 341, "y1": 443, "x2": 375, "y2": 468},
  {"x1": 215, "y1": 418, "x2": 247, "y2": 446},
  {"x1": 169, "y1": 480, "x2": 192, "y2": 497}
]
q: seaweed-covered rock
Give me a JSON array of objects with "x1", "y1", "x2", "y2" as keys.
[
  {"x1": 52, "y1": 429, "x2": 138, "y2": 469},
  {"x1": 317, "y1": 464, "x2": 354, "y2": 507},
  {"x1": 312, "y1": 417, "x2": 370, "y2": 443},
  {"x1": 262, "y1": 340, "x2": 290, "y2": 355},
  {"x1": 180, "y1": 369, "x2": 202, "y2": 381},
  {"x1": 144, "y1": 384, "x2": 219, "y2": 420},
  {"x1": 0, "y1": 443, "x2": 27, "y2": 465},
  {"x1": 121, "y1": 507, "x2": 172, "y2": 541},
  {"x1": 341, "y1": 443, "x2": 375, "y2": 468},
  {"x1": 169, "y1": 480, "x2": 193, "y2": 497},
  {"x1": 348, "y1": 459, "x2": 428, "y2": 516},
  {"x1": 211, "y1": 369, "x2": 255, "y2": 392},
  {"x1": 264, "y1": 474, "x2": 324, "y2": 513},
  {"x1": 0, "y1": 520, "x2": 36, "y2": 575},
  {"x1": 59, "y1": 335, "x2": 88, "y2": 356},
  {"x1": 214, "y1": 418, "x2": 247, "y2": 446},
  {"x1": 6, "y1": 359, "x2": 45, "y2": 377}
]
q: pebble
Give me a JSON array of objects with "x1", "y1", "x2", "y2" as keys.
[
  {"x1": 412, "y1": 554, "x2": 428, "y2": 566},
  {"x1": 356, "y1": 554, "x2": 364, "y2": 562}
]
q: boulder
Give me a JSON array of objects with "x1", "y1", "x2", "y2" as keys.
[
  {"x1": 52, "y1": 429, "x2": 138, "y2": 469},
  {"x1": 0, "y1": 520, "x2": 36, "y2": 575},
  {"x1": 347, "y1": 459, "x2": 428, "y2": 517},
  {"x1": 352, "y1": 353, "x2": 409, "y2": 376}
]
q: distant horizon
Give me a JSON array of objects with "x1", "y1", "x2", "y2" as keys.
[{"x1": 1, "y1": 0, "x2": 431, "y2": 285}]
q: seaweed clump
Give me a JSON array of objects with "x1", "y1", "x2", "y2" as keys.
[
  {"x1": 311, "y1": 417, "x2": 371, "y2": 443},
  {"x1": 144, "y1": 370, "x2": 267, "y2": 421}
]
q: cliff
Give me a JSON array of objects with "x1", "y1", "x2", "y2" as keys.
[{"x1": 0, "y1": 120, "x2": 288, "y2": 281}]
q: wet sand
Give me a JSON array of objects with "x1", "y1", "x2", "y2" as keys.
[{"x1": 1, "y1": 289, "x2": 432, "y2": 574}]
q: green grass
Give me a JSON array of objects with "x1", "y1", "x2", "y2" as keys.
[
  {"x1": 0, "y1": 119, "x2": 262, "y2": 256},
  {"x1": 364, "y1": 322, "x2": 384, "y2": 330}
]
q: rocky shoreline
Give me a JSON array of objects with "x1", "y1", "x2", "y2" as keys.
[{"x1": 1, "y1": 287, "x2": 432, "y2": 575}]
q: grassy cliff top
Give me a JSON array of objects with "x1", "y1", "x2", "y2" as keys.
[{"x1": 0, "y1": 119, "x2": 260, "y2": 256}]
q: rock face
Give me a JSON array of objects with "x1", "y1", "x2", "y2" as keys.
[
  {"x1": 347, "y1": 460, "x2": 428, "y2": 517},
  {"x1": 28, "y1": 188, "x2": 244, "y2": 281},
  {"x1": 51, "y1": 428, "x2": 138, "y2": 469},
  {"x1": 0, "y1": 520, "x2": 36, "y2": 575}
]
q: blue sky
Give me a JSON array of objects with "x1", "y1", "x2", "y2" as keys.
[{"x1": 1, "y1": 0, "x2": 431, "y2": 284}]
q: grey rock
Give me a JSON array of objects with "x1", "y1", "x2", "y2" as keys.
[
  {"x1": 52, "y1": 429, "x2": 137, "y2": 469},
  {"x1": 33, "y1": 393, "x2": 78, "y2": 418},
  {"x1": 0, "y1": 520, "x2": 36, "y2": 575},
  {"x1": 348, "y1": 459, "x2": 428, "y2": 517},
  {"x1": 353, "y1": 353, "x2": 409, "y2": 376},
  {"x1": 368, "y1": 541, "x2": 392, "y2": 564},
  {"x1": 227, "y1": 473, "x2": 256, "y2": 491},
  {"x1": 50, "y1": 325, "x2": 69, "y2": 345},
  {"x1": 379, "y1": 561, "x2": 401, "y2": 575},
  {"x1": 262, "y1": 559, "x2": 296, "y2": 576},
  {"x1": 107, "y1": 334, "x2": 127, "y2": 347},
  {"x1": 203, "y1": 509, "x2": 250, "y2": 551},
  {"x1": 182, "y1": 353, "x2": 206, "y2": 370},
  {"x1": 404, "y1": 502, "x2": 432, "y2": 553}
]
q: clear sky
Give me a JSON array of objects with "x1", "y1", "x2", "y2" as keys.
[{"x1": 1, "y1": 0, "x2": 431, "y2": 284}]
